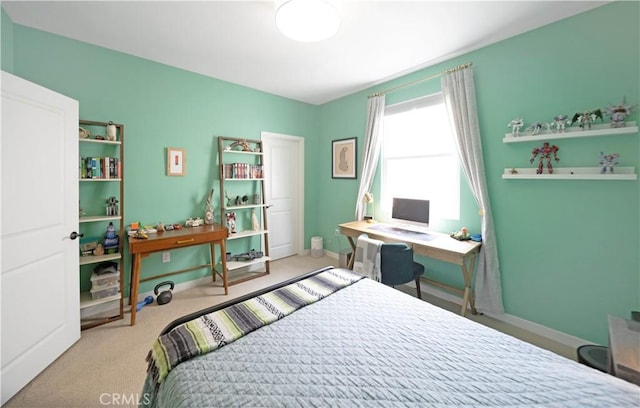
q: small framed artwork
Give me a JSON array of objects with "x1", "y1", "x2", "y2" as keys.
[
  {"x1": 167, "y1": 147, "x2": 186, "y2": 176},
  {"x1": 332, "y1": 138, "x2": 357, "y2": 179}
]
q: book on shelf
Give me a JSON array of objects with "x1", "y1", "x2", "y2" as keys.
[
  {"x1": 80, "y1": 156, "x2": 120, "y2": 179},
  {"x1": 223, "y1": 163, "x2": 263, "y2": 179}
]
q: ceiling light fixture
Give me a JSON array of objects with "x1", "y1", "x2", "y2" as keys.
[{"x1": 275, "y1": 0, "x2": 342, "y2": 42}]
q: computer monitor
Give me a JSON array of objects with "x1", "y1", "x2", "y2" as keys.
[{"x1": 391, "y1": 198, "x2": 430, "y2": 229}]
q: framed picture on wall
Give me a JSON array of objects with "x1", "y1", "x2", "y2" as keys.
[
  {"x1": 167, "y1": 147, "x2": 186, "y2": 176},
  {"x1": 332, "y1": 138, "x2": 357, "y2": 179}
]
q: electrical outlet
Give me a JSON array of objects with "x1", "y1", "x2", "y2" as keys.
[{"x1": 162, "y1": 252, "x2": 170, "y2": 263}]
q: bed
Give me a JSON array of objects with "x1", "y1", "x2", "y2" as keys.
[{"x1": 141, "y1": 267, "x2": 640, "y2": 407}]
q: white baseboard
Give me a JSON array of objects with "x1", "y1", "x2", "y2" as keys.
[
  {"x1": 482, "y1": 309, "x2": 590, "y2": 349},
  {"x1": 404, "y1": 279, "x2": 590, "y2": 349}
]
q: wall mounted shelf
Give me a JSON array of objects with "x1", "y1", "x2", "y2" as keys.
[
  {"x1": 503, "y1": 122, "x2": 638, "y2": 143},
  {"x1": 502, "y1": 167, "x2": 637, "y2": 180}
]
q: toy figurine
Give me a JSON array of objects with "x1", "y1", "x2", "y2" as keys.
[
  {"x1": 530, "y1": 142, "x2": 560, "y2": 174},
  {"x1": 525, "y1": 121, "x2": 545, "y2": 135},
  {"x1": 603, "y1": 98, "x2": 637, "y2": 128},
  {"x1": 105, "y1": 196, "x2": 119, "y2": 216},
  {"x1": 570, "y1": 109, "x2": 603, "y2": 130},
  {"x1": 599, "y1": 152, "x2": 620, "y2": 174},
  {"x1": 550, "y1": 115, "x2": 569, "y2": 133},
  {"x1": 507, "y1": 118, "x2": 524, "y2": 136},
  {"x1": 225, "y1": 212, "x2": 237, "y2": 233}
]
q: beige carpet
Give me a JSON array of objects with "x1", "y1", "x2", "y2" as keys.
[{"x1": 4, "y1": 255, "x2": 575, "y2": 408}]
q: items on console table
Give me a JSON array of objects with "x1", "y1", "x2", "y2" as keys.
[
  {"x1": 339, "y1": 220, "x2": 481, "y2": 316},
  {"x1": 128, "y1": 224, "x2": 229, "y2": 326}
]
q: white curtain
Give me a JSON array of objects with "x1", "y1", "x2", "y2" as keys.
[
  {"x1": 355, "y1": 94, "x2": 385, "y2": 220},
  {"x1": 441, "y1": 66, "x2": 504, "y2": 314}
]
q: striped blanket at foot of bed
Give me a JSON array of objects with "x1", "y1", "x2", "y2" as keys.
[{"x1": 146, "y1": 268, "x2": 365, "y2": 392}]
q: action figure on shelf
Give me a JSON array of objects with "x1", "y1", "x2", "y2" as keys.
[
  {"x1": 525, "y1": 121, "x2": 546, "y2": 135},
  {"x1": 225, "y1": 212, "x2": 236, "y2": 233},
  {"x1": 507, "y1": 118, "x2": 524, "y2": 136},
  {"x1": 599, "y1": 152, "x2": 620, "y2": 174},
  {"x1": 105, "y1": 196, "x2": 119, "y2": 216},
  {"x1": 550, "y1": 115, "x2": 569, "y2": 132},
  {"x1": 530, "y1": 142, "x2": 560, "y2": 174},
  {"x1": 570, "y1": 109, "x2": 603, "y2": 130},
  {"x1": 603, "y1": 98, "x2": 636, "y2": 128}
]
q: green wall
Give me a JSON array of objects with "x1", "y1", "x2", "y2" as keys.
[
  {"x1": 3, "y1": 2, "x2": 638, "y2": 344},
  {"x1": 318, "y1": 2, "x2": 639, "y2": 345},
  {"x1": 4, "y1": 16, "x2": 321, "y2": 296},
  {"x1": 1, "y1": 7, "x2": 14, "y2": 71}
]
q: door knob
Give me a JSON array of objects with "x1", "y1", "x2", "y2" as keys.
[{"x1": 69, "y1": 231, "x2": 84, "y2": 240}]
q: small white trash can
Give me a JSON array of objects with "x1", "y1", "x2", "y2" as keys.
[{"x1": 310, "y1": 236, "x2": 324, "y2": 258}]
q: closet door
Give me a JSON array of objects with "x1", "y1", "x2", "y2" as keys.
[
  {"x1": 261, "y1": 131, "x2": 304, "y2": 260},
  {"x1": 1, "y1": 71, "x2": 80, "y2": 404}
]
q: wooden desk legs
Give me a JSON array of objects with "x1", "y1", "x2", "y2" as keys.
[
  {"x1": 129, "y1": 253, "x2": 142, "y2": 326},
  {"x1": 460, "y1": 254, "x2": 478, "y2": 317},
  {"x1": 346, "y1": 237, "x2": 356, "y2": 269},
  {"x1": 209, "y1": 240, "x2": 229, "y2": 295}
]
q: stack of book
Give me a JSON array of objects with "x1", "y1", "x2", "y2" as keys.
[
  {"x1": 222, "y1": 162, "x2": 263, "y2": 179},
  {"x1": 80, "y1": 156, "x2": 120, "y2": 179}
]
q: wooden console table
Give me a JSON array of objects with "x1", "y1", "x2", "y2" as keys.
[
  {"x1": 128, "y1": 224, "x2": 228, "y2": 326},
  {"x1": 339, "y1": 221, "x2": 481, "y2": 316}
]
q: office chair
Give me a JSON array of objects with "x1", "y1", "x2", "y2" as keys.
[{"x1": 380, "y1": 242, "x2": 424, "y2": 298}]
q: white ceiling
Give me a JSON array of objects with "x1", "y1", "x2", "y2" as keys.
[{"x1": 3, "y1": 1, "x2": 608, "y2": 105}]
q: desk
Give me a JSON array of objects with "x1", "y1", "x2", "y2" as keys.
[
  {"x1": 339, "y1": 221, "x2": 481, "y2": 316},
  {"x1": 128, "y1": 224, "x2": 228, "y2": 326}
]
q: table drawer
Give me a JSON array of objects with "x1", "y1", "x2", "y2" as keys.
[{"x1": 129, "y1": 229, "x2": 228, "y2": 254}]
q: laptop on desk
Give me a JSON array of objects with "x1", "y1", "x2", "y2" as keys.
[{"x1": 368, "y1": 223, "x2": 437, "y2": 242}]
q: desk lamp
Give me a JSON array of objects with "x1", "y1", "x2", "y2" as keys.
[{"x1": 363, "y1": 192, "x2": 375, "y2": 223}]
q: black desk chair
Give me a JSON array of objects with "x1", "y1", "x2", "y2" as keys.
[{"x1": 380, "y1": 243, "x2": 424, "y2": 298}]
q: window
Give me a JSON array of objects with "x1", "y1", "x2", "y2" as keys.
[{"x1": 381, "y1": 93, "x2": 460, "y2": 221}]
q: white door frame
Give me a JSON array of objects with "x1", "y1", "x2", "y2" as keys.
[{"x1": 261, "y1": 131, "x2": 305, "y2": 257}]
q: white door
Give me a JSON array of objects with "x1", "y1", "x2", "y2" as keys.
[
  {"x1": 261, "y1": 131, "x2": 304, "y2": 260},
  {"x1": 1, "y1": 71, "x2": 80, "y2": 404}
]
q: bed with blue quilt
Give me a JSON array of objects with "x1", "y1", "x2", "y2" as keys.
[{"x1": 141, "y1": 267, "x2": 639, "y2": 407}]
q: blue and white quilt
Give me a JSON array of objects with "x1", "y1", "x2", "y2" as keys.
[{"x1": 141, "y1": 268, "x2": 639, "y2": 407}]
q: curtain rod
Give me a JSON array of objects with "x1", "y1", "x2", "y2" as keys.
[{"x1": 368, "y1": 62, "x2": 472, "y2": 98}]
